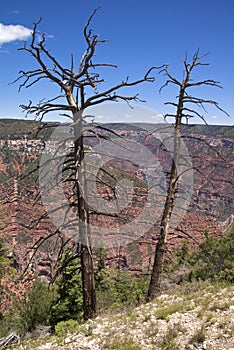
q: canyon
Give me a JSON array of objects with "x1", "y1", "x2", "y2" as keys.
[{"x1": 0, "y1": 119, "x2": 233, "y2": 301}]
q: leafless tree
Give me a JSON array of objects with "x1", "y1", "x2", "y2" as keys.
[
  {"x1": 147, "y1": 50, "x2": 229, "y2": 300},
  {"x1": 15, "y1": 8, "x2": 154, "y2": 319}
]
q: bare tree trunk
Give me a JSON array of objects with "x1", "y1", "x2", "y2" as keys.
[
  {"x1": 12, "y1": 178, "x2": 19, "y2": 247},
  {"x1": 74, "y1": 116, "x2": 96, "y2": 319},
  {"x1": 147, "y1": 91, "x2": 183, "y2": 300},
  {"x1": 80, "y1": 245, "x2": 96, "y2": 319}
]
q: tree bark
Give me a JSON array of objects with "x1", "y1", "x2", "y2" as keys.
[
  {"x1": 80, "y1": 245, "x2": 96, "y2": 319},
  {"x1": 74, "y1": 114, "x2": 96, "y2": 319}
]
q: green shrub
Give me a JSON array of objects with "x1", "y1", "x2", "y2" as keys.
[
  {"x1": 0, "y1": 250, "x2": 83, "y2": 337},
  {"x1": 0, "y1": 239, "x2": 9, "y2": 278},
  {"x1": 0, "y1": 312, "x2": 16, "y2": 338},
  {"x1": 96, "y1": 267, "x2": 148, "y2": 311},
  {"x1": 13, "y1": 278, "x2": 55, "y2": 334},
  {"x1": 0, "y1": 278, "x2": 55, "y2": 337},
  {"x1": 187, "y1": 226, "x2": 234, "y2": 283},
  {"x1": 0, "y1": 239, "x2": 10, "y2": 322}
]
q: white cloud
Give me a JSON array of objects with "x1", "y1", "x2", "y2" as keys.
[{"x1": 0, "y1": 23, "x2": 32, "y2": 47}]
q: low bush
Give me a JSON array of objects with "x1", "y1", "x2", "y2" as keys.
[
  {"x1": 55, "y1": 319, "x2": 79, "y2": 345},
  {"x1": 0, "y1": 278, "x2": 55, "y2": 337},
  {"x1": 14, "y1": 278, "x2": 55, "y2": 334},
  {"x1": 186, "y1": 225, "x2": 234, "y2": 283}
]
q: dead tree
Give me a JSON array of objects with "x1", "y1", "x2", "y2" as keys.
[
  {"x1": 0, "y1": 332, "x2": 20, "y2": 349},
  {"x1": 15, "y1": 8, "x2": 154, "y2": 319},
  {"x1": 147, "y1": 51, "x2": 228, "y2": 300}
]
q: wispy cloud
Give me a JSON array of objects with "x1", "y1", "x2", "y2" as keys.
[
  {"x1": 151, "y1": 113, "x2": 164, "y2": 119},
  {"x1": 0, "y1": 23, "x2": 32, "y2": 47},
  {"x1": 0, "y1": 49, "x2": 9, "y2": 54}
]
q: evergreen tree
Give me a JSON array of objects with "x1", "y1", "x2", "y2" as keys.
[{"x1": 49, "y1": 252, "x2": 83, "y2": 328}]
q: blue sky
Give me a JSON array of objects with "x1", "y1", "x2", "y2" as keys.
[{"x1": 0, "y1": 0, "x2": 233, "y2": 125}]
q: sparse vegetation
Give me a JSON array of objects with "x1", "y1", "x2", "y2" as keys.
[
  {"x1": 189, "y1": 325, "x2": 206, "y2": 344},
  {"x1": 155, "y1": 300, "x2": 192, "y2": 320},
  {"x1": 160, "y1": 325, "x2": 181, "y2": 350},
  {"x1": 104, "y1": 336, "x2": 141, "y2": 350},
  {"x1": 0, "y1": 279, "x2": 233, "y2": 349},
  {"x1": 1, "y1": 224, "x2": 234, "y2": 347}
]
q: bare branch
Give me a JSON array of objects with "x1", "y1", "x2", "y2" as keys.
[
  {"x1": 85, "y1": 71, "x2": 155, "y2": 108},
  {"x1": 183, "y1": 96, "x2": 229, "y2": 116},
  {"x1": 186, "y1": 79, "x2": 223, "y2": 89}
]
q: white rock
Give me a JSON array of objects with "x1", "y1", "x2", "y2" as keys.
[{"x1": 64, "y1": 337, "x2": 72, "y2": 344}]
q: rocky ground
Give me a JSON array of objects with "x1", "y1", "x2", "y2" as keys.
[{"x1": 13, "y1": 281, "x2": 234, "y2": 350}]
